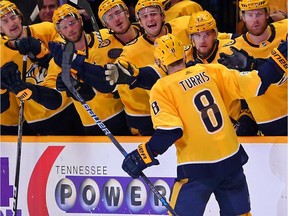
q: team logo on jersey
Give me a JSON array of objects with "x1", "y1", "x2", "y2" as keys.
[
  {"x1": 98, "y1": 39, "x2": 111, "y2": 48},
  {"x1": 222, "y1": 39, "x2": 236, "y2": 47},
  {"x1": 26, "y1": 63, "x2": 47, "y2": 84}
]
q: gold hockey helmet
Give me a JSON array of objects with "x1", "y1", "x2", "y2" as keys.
[
  {"x1": 239, "y1": 0, "x2": 269, "y2": 11},
  {"x1": 154, "y1": 33, "x2": 184, "y2": 68},
  {"x1": 0, "y1": 0, "x2": 20, "y2": 18},
  {"x1": 187, "y1": 10, "x2": 217, "y2": 35},
  {"x1": 52, "y1": 4, "x2": 80, "y2": 27},
  {"x1": 135, "y1": 0, "x2": 164, "y2": 21},
  {"x1": 98, "y1": 0, "x2": 128, "y2": 26}
]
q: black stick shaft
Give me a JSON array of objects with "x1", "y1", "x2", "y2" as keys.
[
  {"x1": 12, "y1": 55, "x2": 27, "y2": 216},
  {"x1": 61, "y1": 42, "x2": 178, "y2": 216}
]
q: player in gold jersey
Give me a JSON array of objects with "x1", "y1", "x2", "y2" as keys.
[
  {"x1": 0, "y1": 0, "x2": 83, "y2": 135},
  {"x1": 49, "y1": 0, "x2": 146, "y2": 135},
  {"x1": 65, "y1": 0, "x2": 191, "y2": 135},
  {"x1": 48, "y1": 3, "x2": 131, "y2": 135},
  {"x1": 112, "y1": 0, "x2": 190, "y2": 135},
  {"x1": 219, "y1": 0, "x2": 287, "y2": 135},
  {"x1": 122, "y1": 33, "x2": 286, "y2": 216},
  {"x1": 105, "y1": 10, "x2": 254, "y2": 135}
]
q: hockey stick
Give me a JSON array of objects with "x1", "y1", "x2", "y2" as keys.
[
  {"x1": 12, "y1": 55, "x2": 28, "y2": 216},
  {"x1": 69, "y1": 0, "x2": 103, "y2": 44},
  {"x1": 61, "y1": 42, "x2": 179, "y2": 216}
]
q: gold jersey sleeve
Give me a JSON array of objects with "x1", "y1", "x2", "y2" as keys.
[
  {"x1": 28, "y1": 22, "x2": 58, "y2": 47},
  {"x1": 164, "y1": 0, "x2": 203, "y2": 22},
  {"x1": 150, "y1": 64, "x2": 263, "y2": 164}
]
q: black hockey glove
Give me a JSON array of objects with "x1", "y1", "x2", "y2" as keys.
[
  {"x1": 218, "y1": 47, "x2": 256, "y2": 71},
  {"x1": 56, "y1": 72, "x2": 95, "y2": 101},
  {"x1": 122, "y1": 143, "x2": 159, "y2": 179},
  {"x1": 1, "y1": 61, "x2": 32, "y2": 100},
  {"x1": 16, "y1": 37, "x2": 50, "y2": 63},
  {"x1": 48, "y1": 41, "x2": 65, "y2": 67}
]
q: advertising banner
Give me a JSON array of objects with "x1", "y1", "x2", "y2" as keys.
[{"x1": 0, "y1": 136, "x2": 287, "y2": 216}]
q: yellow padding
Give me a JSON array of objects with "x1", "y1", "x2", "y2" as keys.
[
  {"x1": 239, "y1": 212, "x2": 252, "y2": 216},
  {"x1": 16, "y1": 88, "x2": 32, "y2": 100},
  {"x1": 36, "y1": 44, "x2": 49, "y2": 59},
  {"x1": 137, "y1": 143, "x2": 152, "y2": 164}
]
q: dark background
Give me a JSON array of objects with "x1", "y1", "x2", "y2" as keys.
[{"x1": 13, "y1": 0, "x2": 239, "y2": 34}]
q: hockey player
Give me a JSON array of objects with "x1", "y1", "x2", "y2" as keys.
[
  {"x1": 185, "y1": 10, "x2": 235, "y2": 64},
  {"x1": 0, "y1": 0, "x2": 83, "y2": 135},
  {"x1": 58, "y1": 0, "x2": 191, "y2": 135},
  {"x1": 112, "y1": 0, "x2": 190, "y2": 135},
  {"x1": 219, "y1": 0, "x2": 287, "y2": 135},
  {"x1": 49, "y1": 3, "x2": 131, "y2": 135},
  {"x1": 105, "y1": 10, "x2": 255, "y2": 135},
  {"x1": 122, "y1": 33, "x2": 286, "y2": 216},
  {"x1": 96, "y1": 0, "x2": 145, "y2": 62}
]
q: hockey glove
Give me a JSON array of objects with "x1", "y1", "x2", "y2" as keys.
[
  {"x1": 218, "y1": 47, "x2": 256, "y2": 71},
  {"x1": 72, "y1": 59, "x2": 115, "y2": 93},
  {"x1": 122, "y1": 143, "x2": 159, "y2": 179},
  {"x1": 236, "y1": 109, "x2": 259, "y2": 136},
  {"x1": 105, "y1": 60, "x2": 138, "y2": 85},
  {"x1": 1, "y1": 61, "x2": 32, "y2": 100},
  {"x1": 48, "y1": 41, "x2": 65, "y2": 67},
  {"x1": 56, "y1": 72, "x2": 95, "y2": 101},
  {"x1": 16, "y1": 37, "x2": 50, "y2": 62}
]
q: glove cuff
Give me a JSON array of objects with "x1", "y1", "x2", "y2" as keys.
[
  {"x1": 270, "y1": 47, "x2": 287, "y2": 72},
  {"x1": 36, "y1": 43, "x2": 50, "y2": 59},
  {"x1": 16, "y1": 88, "x2": 32, "y2": 100},
  {"x1": 137, "y1": 143, "x2": 157, "y2": 165}
]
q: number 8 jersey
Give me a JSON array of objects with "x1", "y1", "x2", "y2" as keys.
[{"x1": 150, "y1": 63, "x2": 263, "y2": 164}]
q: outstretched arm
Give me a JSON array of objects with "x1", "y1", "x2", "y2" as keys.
[
  {"x1": 1, "y1": 61, "x2": 62, "y2": 110},
  {"x1": 105, "y1": 60, "x2": 164, "y2": 90}
]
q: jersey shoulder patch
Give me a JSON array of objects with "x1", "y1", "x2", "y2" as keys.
[{"x1": 222, "y1": 39, "x2": 236, "y2": 47}]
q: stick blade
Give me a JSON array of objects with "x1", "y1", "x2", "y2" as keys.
[{"x1": 61, "y1": 42, "x2": 75, "y2": 89}]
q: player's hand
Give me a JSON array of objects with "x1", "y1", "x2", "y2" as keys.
[
  {"x1": 122, "y1": 143, "x2": 159, "y2": 179},
  {"x1": 105, "y1": 60, "x2": 138, "y2": 85},
  {"x1": 1, "y1": 61, "x2": 32, "y2": 100},
  {"x1": 218, "y1": 47, "x2": 255, "y2": 71},
  {"x1": 16, "y1": 37, "x2": 49, "y2": 61},
  {"x1": 48, "y1": 41, "x2": 65, "y2": 66},
  {"x1": 56, "y1": 72, "x2": 95, "y2": 101}
]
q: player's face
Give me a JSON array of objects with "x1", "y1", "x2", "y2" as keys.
[
  {"x1": 103, "y1": 5, "x2": 130, "y2": 34},
  {"x1": 138, "y1": 6, "x2": 164, "y2": 38},
  {"x1": 242, "y1": 9, "x2": 269, "y2": 36},
  {"x1": 39, "y1": 0, "x2": 59, "y2": 22},
  {"x1": 191, "y1": 30, "x2": 217, "y2": 58},
  {"x1": 0, "y1": 12, "x2": 23, "y2": 40},
  {"x1": 58, "y1": 16, "x2": 83, "y2": 42}
]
